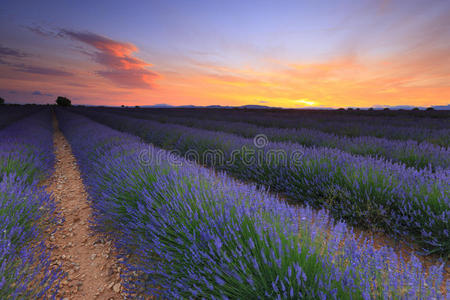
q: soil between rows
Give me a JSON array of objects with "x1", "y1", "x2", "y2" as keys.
[{"x1": 46, "y1": 116, "x2": 124, "y2": 299}]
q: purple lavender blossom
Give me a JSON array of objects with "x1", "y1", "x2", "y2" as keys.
[
  {"x1": 57, "y1": 109, "x2": 447, "y2": 299},
  {"x1": 0, "y1": 110, "x2": 60, "y2": 298}
]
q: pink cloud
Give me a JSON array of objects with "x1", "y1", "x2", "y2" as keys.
[{"x1": 61, "y1": 30, "x2": 159, "y2": 89}]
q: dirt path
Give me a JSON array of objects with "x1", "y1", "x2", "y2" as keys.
[{"x1": 46, "y1": 116, "x2": 124, "y2": 299}]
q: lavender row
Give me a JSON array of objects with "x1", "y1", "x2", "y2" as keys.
[
  {"x1": 116, "y1": 108, "x2": 450, "y2": 146},
  {"x1": 193, "y1": 109, "x2": 450, "y2": 146},
  {"x1": 109, "y1": 109, "x2": 449, "y2": 171},
  {"x1": 78, "y1": 109, "x2": 450, "y2": 256},
  {"x1": 0, "y1": 110, "x2": 60, "y2": 298},
  {"x1": 124, "y1": 107, "x2": 450, "y2": 129},
  {"x1": 215, "y1": 113, "x2": 450, "y2": 147},
  {"x1": 0, "y1": 105, "x2": 42, "y2": 130},
  {"x1": 57, "y1": 109, "x2": 447, "y2": 299}
]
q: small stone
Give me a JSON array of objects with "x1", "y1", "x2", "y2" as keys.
[
  {"x1": 113, "y1": 283, "x2": 121, "y2": 293},
  {"x1": 93, "y1": 238, "x2": 104, "y2": 245},
  {"x1": 91, "y1": 254, "x2": 97, "y2": 260}
]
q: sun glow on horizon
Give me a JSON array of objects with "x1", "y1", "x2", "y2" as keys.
[
  {"x1": 294, "y1": 98, "x2": 317, "y2": 106},
  {"x1": 0, "y1": 0, "x2": 449, "y2": 108}
]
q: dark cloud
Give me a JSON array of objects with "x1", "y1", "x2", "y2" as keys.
[
  {"x1": 0, "y1": 43, "x2": 71, "y2": 77},
  {"x1": 32, "y1": 90, "x2": 53, "y2": 96},
  {"x1": 0, "y1": 45, "x2": 28, "y2": 58},
  {"x1": 26, "y1": 25, "x2": 61, "y2": 38},
  {"x1": 13, "y1": 64, "x2": 73, "y2": 77},
  {"x1": 66, "y1": 82, "x2": 90, "y2": 88},
  {"x1": 60, "y1": 30, "x2": 159, "y2": 89}
]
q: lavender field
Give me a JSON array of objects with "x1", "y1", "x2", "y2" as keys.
[
  {"x1": 0, "y1": 109, "x2": 59, "y2": 298},
  {"x1": 2, "y1": 0, "x2": 450, "y2": 297},
  {"x1": 1, "y1": 105, "x2": 448, "y2": 299}
]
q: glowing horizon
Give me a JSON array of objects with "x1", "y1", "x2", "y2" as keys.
[{"x1": 0, "y1": 0, "x2": 449, "y2": 108}]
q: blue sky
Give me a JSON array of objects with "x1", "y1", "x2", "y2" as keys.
[{"x1": 1, "y1": 0, "x2": 449, "y2": 107}]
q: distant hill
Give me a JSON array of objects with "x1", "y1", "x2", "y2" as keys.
[
  {"x1": 141, "y1": 103, "x2": 173, "y2": 108},
  {"x1": 369, "y1": 104, "x2": 450, "y2": 110},
  {"x1": 129, "y1": 103, "x2": 450, "y2": 110},
  {"x1": 237, "y1": 104, "x2": 282, "y2": 109},
  {"x1": 432, "y1": 105, "x2": 450, "y2": 110},
  {"x1": 205, "y1": 105, "x2": 233, "y2": 109}
]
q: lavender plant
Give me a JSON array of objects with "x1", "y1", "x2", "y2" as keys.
[
  {"x1": 110, "y1": 107, "x2": 450, "y2": 146},
  {"x1": 77, "y1": 109, "x2": 450, "y2": 256},
  {"x1": 0, "y1": 111, "x2": 54, "y2": 181},
  {"x1": 57, "y1": 110, "x2": 447, "y2": 299},
  {"x1": 108, "y1": 110, "x2": 449, "y2": 171},
  {"x1": 0, "y1": 105, "x2": 41, "y2": 130},
  {"x1": 0, "y1": 110, "x2": 60, "y2": 298}
]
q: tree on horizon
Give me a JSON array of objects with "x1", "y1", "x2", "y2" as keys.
[{"x1": 56, "y1": 96, "x2": 71, "y2": 106}]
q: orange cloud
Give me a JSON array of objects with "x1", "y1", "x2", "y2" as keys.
[
  {"x1": 61, "y1": 30, "x2": 159, "y2": 89},
  {"x1": 4, "y1": 17, "x2": 449, "y2": 108},
  {"x1": 151, "y1": 47, "x2": 449, "y2": 109}
]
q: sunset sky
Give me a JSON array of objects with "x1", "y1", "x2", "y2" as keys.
[{"x1": 0, "y1": 0, "x2": 449, "y2": 108}]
